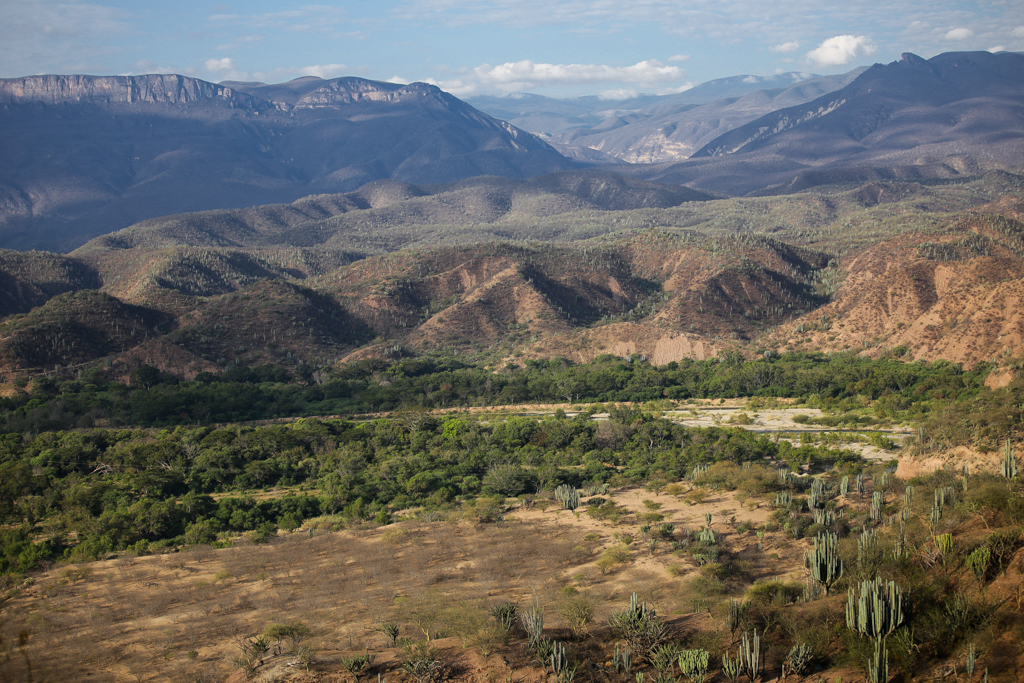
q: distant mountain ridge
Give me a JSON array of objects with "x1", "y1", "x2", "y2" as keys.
[
  {"x1": 0, "y1": 73, "x2": 572, "y2": 252},
  {"x1": 468, "y1": 69, "x2": 868, "y2": 162}
]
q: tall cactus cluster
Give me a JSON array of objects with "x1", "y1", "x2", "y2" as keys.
[
  {"x1": 858, "y1": 528, "x2": 879, "y2": 569},
  {"x1": 678, "y1": 649, "x2": 710, "y2": 683},
  {"x1": 812, "y1": 508, "x2": 836, "y2": 527},
  {"x1": 554, "y1": 484, "x2": 581, "y2": 511},
  {"x1": 776, "y1": 490, "x2": 793, "y2": 508},
  {"x1": 846, "y1": 578, "x2": 904, "y2": 640},
  {"x1": 690, "y1": 463, "x2": 710, "y2": 480},
  {"x1": 846, "y1": 578, "x2": 905, "y2": 683},
  {"x1": 870, "y1": 491, "x2": 884, "y2": 522},
  {"x1": 805, "y1": 532, "x2": 844, "y2": 596},
  {"x1": 856, "y1": 473, "x2": 866, "y2": 494},
  {"x1": 840, "y1": 475, "x2": 850, "y2": 496},
  {"x1": 1003, "y1": 439, "x2": 1018, "y2": 479},
  {"x1": 721, "y1": 630, "x2": 762, "y2": 682}
]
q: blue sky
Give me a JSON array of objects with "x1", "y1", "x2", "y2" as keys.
[{"x1": 1, "y1": 0, "x2": 1022, "y2": 98}]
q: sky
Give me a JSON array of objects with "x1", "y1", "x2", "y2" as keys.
[{"x1": 1, "y1": 0, "x2": 1022, "y2": 99}]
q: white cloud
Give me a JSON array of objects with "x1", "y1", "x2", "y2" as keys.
[
  {"x1": 668, "y1": 54, "x2": 690, "y2": 62},
  {"x1": 806, "y1": 35, "x2": 876, "y2": 67},
  {"x1": 988, "y1": 45, "x2": 1005, "y2": 53},
  {"x1": 944, "y1": 27, "x2": 973, "y2": 40},
  {"x1": 296, "y1": 63, "x2": 348, "y2": 78},
  {"x1": 742, "y1": 75, "x2": 758, "y2": 83},
  {"x1": 1014, "y1": 27, "x2": 1024, "y2": 38},
  {"x1": 428, "y1": 58, "x2": 687, "y2": 96},
  {"x1": 599, "y1": 88, "x2": 638, "y2": 100},
  {"x1": 204, "y1": 57, "x2": 237, "y2": 73},
  {"x1": 770, "y1": 41, "x2": 800, "y2": 54},
  {"x1": 387, "y1": 76, "x2": 411, "y2": 84}
]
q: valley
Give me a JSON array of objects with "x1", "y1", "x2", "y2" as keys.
[{"x1": 0, "y1": 47, "x2": 1023, "y2": 683}]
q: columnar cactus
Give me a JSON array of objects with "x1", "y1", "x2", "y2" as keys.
[
  {"x1": 867, "y1": 640, "x2": 888, "y2": 683},
  {"x1": 856, "y1": 473, "x2": 866, "y2": 494},
  {"x1": 738, "y1": 630, "x2": 762, "y2": 681},
  {"x1": 805, "y1": 532, "x2": 844, "y2": 596},
  {"x1": 776, "y1": 491, "x2": 793, "y2": 508},
  {"x1": 678, "y1": 649, "x2": 710, "y2": 683},
  {"x1": 845, "y1": 578, "x2": 904, "y2": 642},
  {"x1": 1002, "y1": 439, "x2": 1018, "y2": 480},
  {"x1": 858, "y1": 529, "x2": 878, "y2": 568},
  {"x1": 554, "y1": 484, "x2": 581, "y2": 511},
  {"x1": 840, "y1": 475, "x2": 850, "y2": 496},
  {"x1": 870, "y1": 491, "x2": 884, "y2": 522}
]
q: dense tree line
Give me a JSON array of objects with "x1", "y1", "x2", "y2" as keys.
[
  {"x1": 0, "y1": 351, "x2": 995, "y2": 431},
  {"x1": 0, "y1": 405, "x2": 858, "y2": 570}
]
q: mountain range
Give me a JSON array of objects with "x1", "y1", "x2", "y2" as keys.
[
  {"x1": 0, "y1": 74, "x2": 571, "y2": 252},
  {"x1": 0, "y1": 51, "x2": 1022, "y2": 379},
  {"x1": 2, "y1": 51, "x2": 1023, "y2": 253}
]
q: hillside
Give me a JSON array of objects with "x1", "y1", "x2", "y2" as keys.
[
  {"x1": 769, "y1": 210, "x2": 1024, "y2": 366},
  {"x1": 0, "y1": 74, "x2": 572, "y2": 252},
  {"x1": 0, "y1": 170, "x2": 1020, "y2": 378},
  {"x1": 73, "y1": 172, "x2": 714, "y2": 254}
]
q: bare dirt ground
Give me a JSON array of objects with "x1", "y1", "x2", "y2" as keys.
[{"x1": 0, "y1": 486, "x2": 811, "y2": 683}]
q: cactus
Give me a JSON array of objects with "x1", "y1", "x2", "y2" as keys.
[
  {"x1": 1002, "y1": 439, "x2": 1018, "y2": 479},
  {"x1": 340, "y1": 652, "x2": 377, "y2": 676},
  {"x1": 856, "y1": 473, "x2": 866, "y2": 494},
  {"x1": 903, "y1": 485, "x2": 914, "y2": 507},
  {"x1": 807, "y1": 490, "x2": 821, "y2": 510},
  {"x1": 870, "y1": 491, "x2": 884, "y2": 522},
  {"x1": 550, "y1": 641, "x2": 568, "y2": 674},
  {"x1": 858, "y1": 529, "x2": 878, "y2": 568},
  {"x1": 721, "y1": 653, "x2": 741, "y2": 682},
  {"x1": 704, "y1": 512, "x2": 713, "y2": 528},
  {"x1": 522, "y1": 602, "x2": 544, "y2": 649},
  {"x1": 840, "y1": 475, "x2": 850, "y2": 496},
  {"x1": 935, "y1": 533, "x2": 955, "y2": 554},
  {"x1": 726, "y1": 598, "x2": 749, "y2": 635},
  {"x1": 554, "y1": 485, "x2": 581, "y2": 511},
  {"x1": 690, "y1": 463, "x2": 709, "y2": 480},
  {"x1": 738, "y1": 630, "x2": 762, "y2": 681},
  {"x1": 489, "y1": 602, "x2": 518, "y2": 633},
  {"x1": 786, "y1": 643, "x2": 814, "y2": 675},
  {"x1": 613, "y1": 645, "x2": 634, "y2": 674},
  {"x1": 696, "y1": 527, "x2": 716, "y2": 545},
  {"x1": 678, "y1": 649, "x2": 710, "y2": 683},
  {"x1": 846, "y1": 578, "x2": 904, "y2": 642},
  {"x1": 776, "y1": 491, "x2": 793, "y2": 508},
  {"x1": 813, "y1": 508, "x2": 836, "y2": 527},
  {"x1": 609, "y1": 592, "x2": 668, "y2": 660},
  {"x1": 929, "y1": 504, "x2": 943, "y2": 526},
  {"x1": 866, "y1": 640, "x2": 888, "y2": 683},
  {"x1": 805, "y1": 532, "x2": 844, "y2": 596},
  {"x1": 966, "y1": 547, "x2": 990, "y2": 588}
]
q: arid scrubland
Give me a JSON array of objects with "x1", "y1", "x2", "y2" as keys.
[{"x1": 2, "y1": 461, "x2": 1023, "y2": 683}]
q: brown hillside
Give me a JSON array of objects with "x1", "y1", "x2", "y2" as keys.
[{"x1": 767, "y1": 213, "x2": 1024, "y2": 366}]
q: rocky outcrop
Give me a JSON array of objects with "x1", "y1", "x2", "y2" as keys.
[{"x1": 0, "y1": 74, "x2": 269, "y2": 109}]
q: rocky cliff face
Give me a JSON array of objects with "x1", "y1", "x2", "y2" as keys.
[{"x1": 0, "y1": 74, "x2": 269, "y2": 109}]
